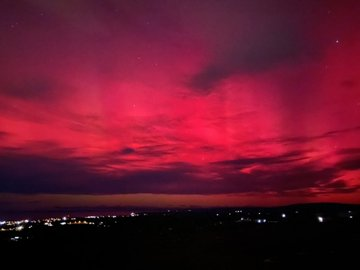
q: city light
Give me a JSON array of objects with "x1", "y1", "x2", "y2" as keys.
[
  {"x1": 10, "y1": 236, "x2": 20, "y2": 241},
  {"x1": 15, "y1": 226, "x2": 24, "y2": 231},
  {"x1": 0, "y1": 207, "x2": 357, "y2": 235}
]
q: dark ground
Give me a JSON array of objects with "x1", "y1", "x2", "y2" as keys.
[{"x1": 1, "y1": 205, "x2": 359, "y2": 269}]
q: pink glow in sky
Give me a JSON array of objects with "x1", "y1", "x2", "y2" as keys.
[{"x1": 1, "y1": 0, "x2": 360, "y2": 218}]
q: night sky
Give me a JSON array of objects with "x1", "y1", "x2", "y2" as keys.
[{"x1": 1, "y1": 0, "x2": 360, "y2": 218}]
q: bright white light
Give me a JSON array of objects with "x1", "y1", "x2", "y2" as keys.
[
  {"x1": 318, "y1": 216, "x2": 324, "y2": 223},
  {"x1": 130, "y1": 212, "x2": 136, "y2": 217},
  {"x1": 216, "y1": 213, "x2": 219, "y2": 217},
  {"x1": 10, "y1": 236, "x2": 20, "y2": 241},
  {"x1": 24, "y1": 219, "x2": 29, "y2": 223},
  {"x1": 15, "y1": 226, "x2": 24, "y2": 231},
  {"x1": 0, "y1": 221, "x2": 5, "y2": 225},
  {"x1": 281, "y1": 213, "x2": 286, "y2": 218},
  {"x1": 349, "y1": 216, "x2": 353, "y2": 219},
  {"x1": 60, "y1": 222, "x2": 66, "y2": 225},
  {"x1": 257, "y1": 219, "x2": 262, "y2": 224},
  {"x1": 263, "y1": 219, "x2": 267, "y2": 223},
  {"x1": 62, "y1": 217, "x2": 67, "y2": 221}
]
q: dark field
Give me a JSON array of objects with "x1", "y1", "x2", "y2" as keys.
[{"x1": 1, "y1": 205, "x2": 359, "y2": 269}]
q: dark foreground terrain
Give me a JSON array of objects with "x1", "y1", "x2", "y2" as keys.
[{"x1": 1, "y1": 204, "x2": 359, "y2": 269}]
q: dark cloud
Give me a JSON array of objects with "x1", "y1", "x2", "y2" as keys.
[
  {"x1": 0, "y1": 78, "x2": 67, "y2": 100},
  {"x1": 186, "y1": 0, "x2": 321, "y2": 93},
  {"x1": 0, "y1": 153, "x2": 194, "y2": 194},
  {"x1": 25, "y1": 140, "x2": 76, "y2": 155},
  {"x1": 337, "y1": 148, "x2": 360, "y2": 155},
  {"x1": 213, "y1": 151, "x2": 307, "y2": 168},
  {"x1": 324, "y1": 179, "x2": 348, "y2": 189},
  {"x1": 249, "y1": 166, "x2": 338, "y2": 193},
  {"x1": 119, "y1": 147, "x2": 136, "y2": 155},
  {"x1": 317, "y1": 180, "x2": 360, "y2": 194},
  {"x1": 117, "y1": 144, "x2": 174, "y2": 158},
  {"x1": 0, "y1": 153, "x2": 95, "y2": 194},
  {"x1": 249, "y1": 126, "x2": 360, "y2": 145},
  {"x1": 322, "y1": 126, "x2": 360, "y2": 137},
  {"x1": 188, "y1": 29, "x2": 302, "y2": 92},
  {"x1": 0, "y1": 140, "x2": 76, "y2": 157},
  {"x1": 337, "y1": 156, "x2": 360, "y2": 171},
  {"x1": 0, "y1": 151, "x2": 346, "y2": 195},
  {"x1": 137, "y1": 144, "x2": 175, "y2": 157}
]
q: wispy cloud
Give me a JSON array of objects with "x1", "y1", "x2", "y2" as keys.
[
  {"x1": 0, "y1": 77, "x2": 69, "y2": 101},
  {"x1": 1, "y1": 150, "x2": 356, "y2": 196}
]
